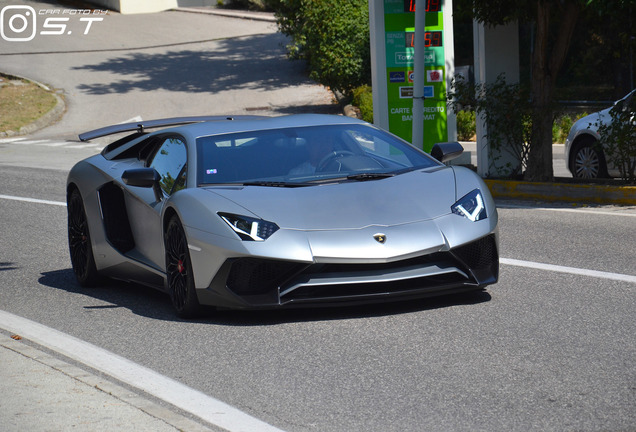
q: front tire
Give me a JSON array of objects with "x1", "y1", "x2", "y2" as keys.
[
  {"x1": 571, "y1": 138, "x2": 608, "y2": 179},
  {"x1": 165, "y1": 216, "x2": 201, "y2": 318},
  {"x1": 67, "y1": 188, "x2": 101, "y2": 286}
]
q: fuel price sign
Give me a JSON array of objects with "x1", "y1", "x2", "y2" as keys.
[{"x1": 369, "y1": 0, "x2": 455, "y2": 152}]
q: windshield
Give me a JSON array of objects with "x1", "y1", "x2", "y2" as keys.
[{"x1": 196, "y1": 124, "x2": 440, "y2": 186}]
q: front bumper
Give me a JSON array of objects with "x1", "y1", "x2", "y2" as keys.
[{"x1": 196, "y1": 233, "x2": 499, "y2": 310}]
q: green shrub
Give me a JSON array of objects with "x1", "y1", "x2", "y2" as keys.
[
  {"x1": 552, "y1": 114, "x2": 575, "y2": 143},
  {"x1": 222, "y1": 0, "x2": 272, "y2": 10},
  {"x1": 448, "y1": 75, "x2": 532, "y2": 178},
  {"x1": 456, "y1": 110, "x2": 476, "y2": 141},
  {"x1": 352, "y1": 85, "x2": 373, "y2": 123},
  {"x1": 595, "y1": 96, "x2": 636, "y2": 182},
  {"x1": 551, "y1": 112, "x2": 589, "y2": 144},
  {"x1": 271, "y1": 0, "x2": 370, "y2": 95}
]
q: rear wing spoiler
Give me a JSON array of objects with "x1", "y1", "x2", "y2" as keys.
[{"x1": 79, "y1": 115, "x2": 267, "y2": 141}]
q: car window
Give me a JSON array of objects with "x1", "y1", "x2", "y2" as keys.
[
  {"x1": 149, "y1": 137, "x2": 187, "y2": 195},
  {"x1": 196, "y1": 124, "x2": 439, "y2": 186},
  {"x1": 345, "y1": 129, "x2": 412, "y2": 166}
]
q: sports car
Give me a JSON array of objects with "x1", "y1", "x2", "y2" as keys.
[{"x1": 67, "y1": 114, "x2": 499, "y2": 317}]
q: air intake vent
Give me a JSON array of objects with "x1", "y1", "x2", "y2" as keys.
[
  {"x1": 452, "y1": 235, "x2": 497, "y2": 271},
  {"x1": 226, "y1": 258, "x2": 303, "y2": 295}
]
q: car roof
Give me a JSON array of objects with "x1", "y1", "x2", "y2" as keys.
[
  {"x1": 97, "y1": 114, "x2": 372, "y2": 160},
  {"x1": 164, "y1": 114, "x2": 369, "y2": 141}
]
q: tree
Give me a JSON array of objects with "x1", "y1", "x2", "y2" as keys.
[
  {"x1": 271, "y1": 0, "x2": 371, "y2": 96},
  {"x1": 562, "y1": 0, "x2": 635, "y2": 99},
  {"x1": 472, "y1": 0, "x2": 586, "y2": 181}
]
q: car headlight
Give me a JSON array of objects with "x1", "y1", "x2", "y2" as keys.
[
  {"x1": 451, "y1": 189, "x2": 487, "y2": 222},
  {"x1": 218, "y1": 213, "x2": 279, "y2": 241}
]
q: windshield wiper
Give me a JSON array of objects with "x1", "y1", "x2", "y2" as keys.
[
  {"x1": 241, "y1": 181, "x2": 310, "y2": 188},
  {"x1": 346, "y1": 172, "x2": 395, "y2": 181}
]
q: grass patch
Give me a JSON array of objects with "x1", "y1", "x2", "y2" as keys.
[{"x1": 0, "y1": 76, "x2": 58, "y2": 133}]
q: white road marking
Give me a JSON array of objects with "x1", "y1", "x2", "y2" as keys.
[
  {"x1": 500, "y1": 258, "x2": 636, "y2": 284},
  {"x1": 7, "y1": 139, "x2": 52, "y2": 145},
  {"x1": 0, "y1": 194, "x2": 66, "y2": 207},
  {"x1": 66, "y1": 143, "x2": 101, "y2": 149},
  {"x1": 42, "y1": 141, "x2": 71, "y2": 147},
  {"x1": 121, "y1": 115, "x2": 143, "y2": 123},
  {"x1": 0, "y1": 139, "x2": 104, "y2": 150},
  {"x1": 498, "y1": 203, "x2": 636, "y2": 218},
  {"x1": 0, "y1": 310, "x2": 287, "y2": 432}
]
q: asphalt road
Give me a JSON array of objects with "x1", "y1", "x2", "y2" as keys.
[
  {"x1": 0, "y1": 147, "x2": 635, "y2": 431},
  {"x1": 1, "y1": 3, "x2": 634, "y2": 431},
  {"x1": 0, "y1": 1, "x2": 337, "y2": 140}
]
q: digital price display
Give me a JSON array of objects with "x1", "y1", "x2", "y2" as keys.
[
  {"x1": 404, "y1": 0, "x2": 442, "y2": 13},
  {"x1": 405, "y1": 30, "x2": 443, "y2": 48},
  {"x1": 375, "y1": 0, "x2": 453, "y2": 151}
]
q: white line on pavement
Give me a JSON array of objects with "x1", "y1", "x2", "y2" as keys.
[
  {"x1": 7, "y1": 139, "x2": 52, "y2": 145},
  {"x1": 42, "y1": 142, "x2": 71, "y2": 147},
  {"x1": 121, "y1": 115, "x2": 143, "y2": 123},
  {"x1": 0, "y1": 310, "x2": 287, "y2": 432},
  {"x1": 498, "y1": 203, "x2": 636, "y2": 218},
  {"x1": 500, "y1": 258, "x2": 636, "y2": 284},
  {"x1": 65, "y1": 144, "x2": 101, "y2": 149},
  {"x1": 0, "y1": 194, "x2": 66, "y2": 206}
]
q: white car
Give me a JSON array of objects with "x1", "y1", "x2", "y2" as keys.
[{"x1": 565, "y1": 89, "x2": 635, "y2": 178}]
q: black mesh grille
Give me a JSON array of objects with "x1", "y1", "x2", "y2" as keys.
[
  {"x1": 226, "y1": 258, "x2": 304, "y2": 295},
  {"x1": 452, "y1": 234, "x2": 498, "y2": 272}
]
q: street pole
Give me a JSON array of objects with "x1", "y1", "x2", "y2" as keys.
[{"x1": 411, "y1": 1, "x2": 426, "y2": 148}]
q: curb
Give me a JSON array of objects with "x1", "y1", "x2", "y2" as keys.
[
  {"x1": 1, "y1": 333, "x2": 214, "y2": 432},
  {"x1": 175, "y1": 6, "x2": 276, "y2": 22},
  {"x1": 0, "y1": 73, "x2": 66, "y2": 138},
  {"x1": 485, "y1": 179, "x2": 636, "y2": 206}
]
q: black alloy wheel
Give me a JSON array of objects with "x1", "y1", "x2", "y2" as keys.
[
  {"x1": 165, "y1": 216, "x2": 201, "y2": 318},
  {"x1": 67, "y1": 189, "x2": 100, "y2": 286}
]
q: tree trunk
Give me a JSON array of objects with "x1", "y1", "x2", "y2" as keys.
[{"x1": 525, "y1": 0, "x2": 581, "y2": 182}]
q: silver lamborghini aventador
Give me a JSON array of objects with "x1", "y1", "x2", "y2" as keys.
[{"x1": 67, "y1": 114, "x2": 499, "y2": 317}]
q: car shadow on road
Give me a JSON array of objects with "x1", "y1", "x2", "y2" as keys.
[
  {"x1": 210, "y1": 290, "x2": 493, "y2": 326},
  {"x1": 40, "y1": 268, "x2": 492, "y2": 325},
  {"x1": 39, "y1": 268, "x2": 178, "y2": 321}
]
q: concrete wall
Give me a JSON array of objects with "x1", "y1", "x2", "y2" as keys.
[{"x1": 473, "y1": 21, "x2": 521, "y2": 178}]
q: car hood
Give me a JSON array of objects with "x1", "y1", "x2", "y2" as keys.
[{"x1": 202, "y1": 167, "x2": 457, "y2": 230}]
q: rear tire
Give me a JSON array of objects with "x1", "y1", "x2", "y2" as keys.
[
  {"x1": 67, "y1": 189, "x2": 101, "y2": 287},
  {"x1": 165, "y1": 216, "x2": 201, "y2": 318}
]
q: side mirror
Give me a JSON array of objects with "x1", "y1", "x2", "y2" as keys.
[
  {"x1": 431, "y1": 141, "x2": 464, "y2": 163},
  {"x1": 122, "y1": 168, "x2": 163, "y2": 202}
]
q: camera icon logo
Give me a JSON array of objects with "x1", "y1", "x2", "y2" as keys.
[{"x1": 1, "y1": 5, "x2": 37, "y2": 42}]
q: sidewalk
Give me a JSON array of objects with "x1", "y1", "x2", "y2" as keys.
[{"x1": 0, "y1": 333, "x2": 214, "y2": 432}]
